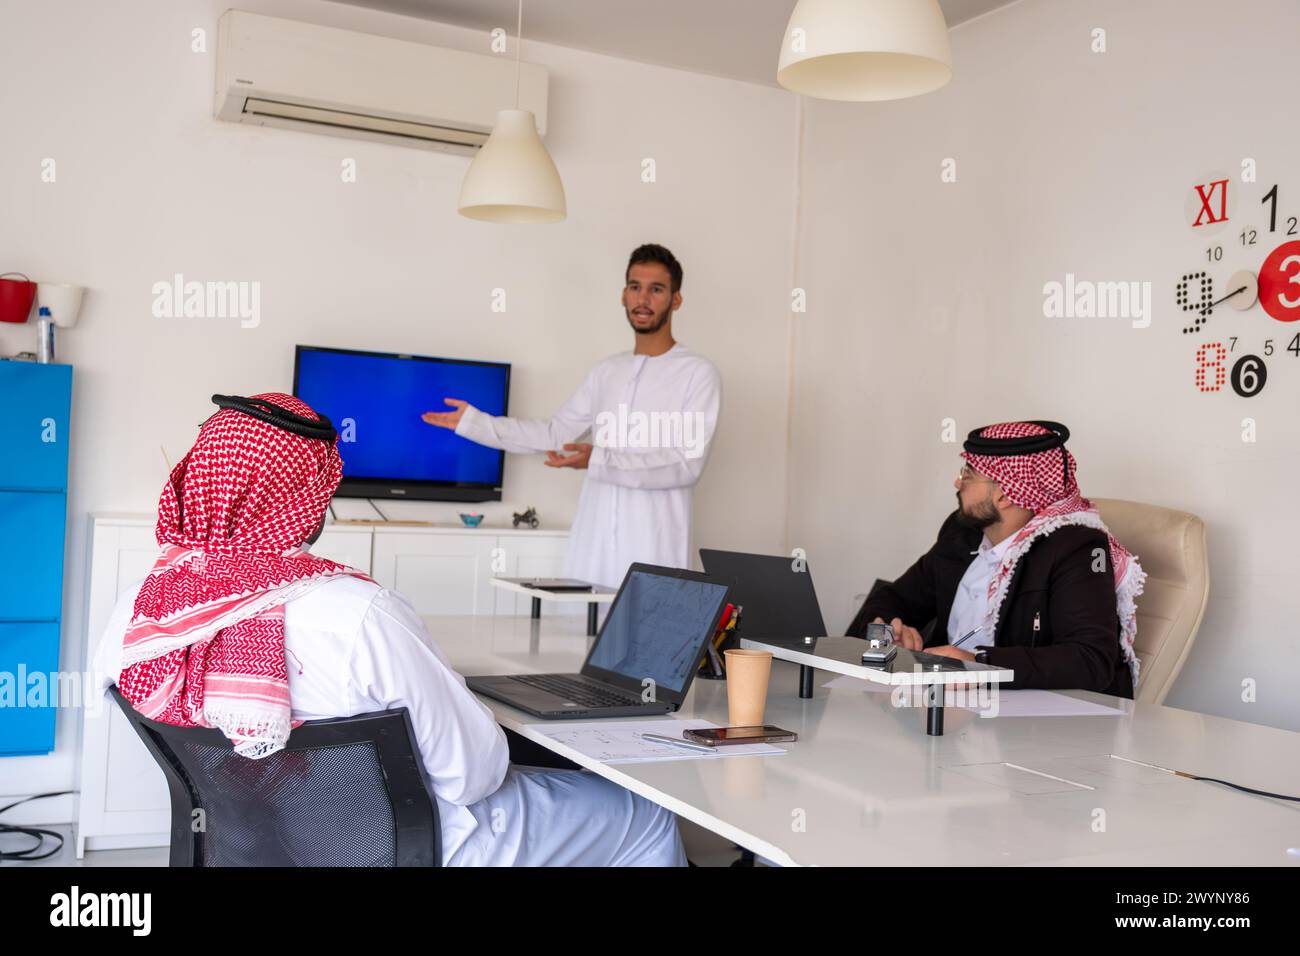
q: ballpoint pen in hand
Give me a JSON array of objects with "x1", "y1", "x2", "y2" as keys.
[{"x1": 951, "y1": 625, "x2": 983, "y2": 649}]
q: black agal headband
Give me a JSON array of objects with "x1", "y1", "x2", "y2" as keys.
[
  {"x1": 210, "y1": 394, "x2": 337, "y2": 441},
  {"x1": 963, "y1": 420, "x2": 1071, "y2": 489}
]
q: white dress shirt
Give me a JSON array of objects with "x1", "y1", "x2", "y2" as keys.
[
  {"x1": 945, "y1": 533, "x2": 1015, "y2": 647},
  {"x1": 455, "y1": 343, "x2": 721, "y2": 588}
]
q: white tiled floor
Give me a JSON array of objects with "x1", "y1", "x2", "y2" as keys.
[{"x1": 1, "y1": 826, "x2": 168, "y2": 867}]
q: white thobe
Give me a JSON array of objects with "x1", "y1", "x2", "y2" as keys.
[
  {"x1": 93, "y1": 575, "x2": 685, "y2": 867},
  {"x1": 946, "y1": 533, "x2": 1015, "y2": 645},
  {"x1": 455, "y1": 343, "x2": 721, "y2": 589}
]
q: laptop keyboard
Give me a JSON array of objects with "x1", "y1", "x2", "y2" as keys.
[{"x1": 510, "y1": 674, "x2": 641, "y2": 708}]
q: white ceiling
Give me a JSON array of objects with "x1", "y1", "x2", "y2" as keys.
[{"x1": 329, "y1": 0, "x2": 1021, "y2": 86}]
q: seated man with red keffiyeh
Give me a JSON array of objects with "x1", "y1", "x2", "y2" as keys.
[
  {"x1": 94, "y1": 392, "x2": 686, "y2": 866},
  {"x1": 848, "y1": 421, "x2": 1144, "y2": 697}
]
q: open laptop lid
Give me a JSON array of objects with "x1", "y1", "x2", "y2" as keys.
[
  {"x1": 581, "y1": 563, "x2": 731, "y2": 708},
  {"x1": 699, "y1": 549, "x2": 828, "y2": 641}
]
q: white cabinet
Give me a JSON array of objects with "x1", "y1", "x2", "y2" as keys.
[
  {"x1": 77, "y1": 518, "x2": 173, "y2": 856},
  {"x1": 310, "y1": 526, "x2": 374, "y2": 574},
  {"x1": 371, "y1": 530, "x2": 499, "y2": 616},
  {"x1": 76, "y1": 514, "x2": 568, "y2": 856},
  {"x1": 369, "y1": 527, "x2": 568, "y2": 616},
  {"x1": 492, "y1": 534, "x2": 571, "y2": 615}
]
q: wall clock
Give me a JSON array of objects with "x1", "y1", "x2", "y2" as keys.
[{"x1": 1181, "y1": 173, "x2": 1300, "y2": 398}]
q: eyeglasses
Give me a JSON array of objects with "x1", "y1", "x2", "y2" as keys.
[{"x1": 957, "y1": 464, "x2": 997, "y2": 484}]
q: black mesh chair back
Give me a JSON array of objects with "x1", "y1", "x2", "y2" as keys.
[{"x1": 109, "y1": 687, "x2": 440, "y2": 867}]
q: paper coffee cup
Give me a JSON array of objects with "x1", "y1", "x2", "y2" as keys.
[{"x1": 724, "y1": 649, "x2": 773, "y2": 727}]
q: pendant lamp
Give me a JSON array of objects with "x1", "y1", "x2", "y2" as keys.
[
  {"x1": 776, "y1": 0, "x2": 953, "y2": 101},
  {"x1": 458, "y1": 0, "x2": 566, "y2": 223}
]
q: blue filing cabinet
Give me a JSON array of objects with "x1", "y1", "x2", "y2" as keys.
[{"x1": 0, "y1": 361, "x2": 72, "y2": 755}]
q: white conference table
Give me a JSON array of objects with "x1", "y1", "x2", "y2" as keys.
[{"x1": 425, "y1": 614, "x2": 1300, "y2": 867}]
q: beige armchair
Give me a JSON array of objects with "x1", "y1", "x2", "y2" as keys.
[{"x1": 1092, "y1": 498, "x2": 1209, "y2": 704}]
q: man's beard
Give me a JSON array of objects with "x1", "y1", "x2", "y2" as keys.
[
  {"x1": 626, "y1": 304, "x2": 671, "y2": 335},
  {"x1": 954, "y1": 491, "x2": 999, "y2": 531}
]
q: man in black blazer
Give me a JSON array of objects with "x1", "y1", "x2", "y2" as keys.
[{"x1": 849, "y1": 422, "x2": 1144, "y2": 698}]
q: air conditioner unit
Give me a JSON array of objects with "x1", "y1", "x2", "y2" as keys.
[{"x1": 214, "y1": 10, "x2": 549, "y2": 154}]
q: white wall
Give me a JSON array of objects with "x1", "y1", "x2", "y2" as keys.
[
  {"x1": 0, "y1": 0, "x2": 797, "y2": 809},
  {"x1": 787, "y1": 0, "x2": 1300, "y2": 732}
]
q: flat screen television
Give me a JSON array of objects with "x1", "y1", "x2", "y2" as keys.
[{"x1": 293, "y1": 344, "x2": 511, "y2": 503}]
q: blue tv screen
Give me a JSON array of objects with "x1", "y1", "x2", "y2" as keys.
[{"x1": 293, "y1": 345, "x2": 510, "y2": 502}]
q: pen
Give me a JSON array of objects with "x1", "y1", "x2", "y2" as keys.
[
  {"x1": 951, "y1": 625, "x2": 983, "y2": 648},
  {"x1": 639, "y1": 732, "x2": 716, "y2": 753}
]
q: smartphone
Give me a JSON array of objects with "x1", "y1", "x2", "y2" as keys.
[{"x1": 682, "y1": 726, "x2": 798, "y2": 746}]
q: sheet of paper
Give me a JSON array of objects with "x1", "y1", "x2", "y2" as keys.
[
  {"x1": 822, "y1": 675, "x2": 1126, "y2": 717},
  {"x1": 525, "y1": 718, "x2": 787, "y2": 764},
  {"x1": 964, "y1": 690, "x2": 1127, "y2": 718}
]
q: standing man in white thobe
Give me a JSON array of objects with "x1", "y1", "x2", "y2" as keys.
[{"x1": 423, "y1": 244, "x2": 721, "y2": 589}]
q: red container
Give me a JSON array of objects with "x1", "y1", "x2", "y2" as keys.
[{"x1": 0, "y1": 273, "x2": 37, "y2": 324}]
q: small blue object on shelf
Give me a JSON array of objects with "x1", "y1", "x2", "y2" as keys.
[
  {"x1": 0, "y1": 361, "x2": 72, "y2": 756},
  {"x1": 459, "y1": 513, "x2": 484, "y2": 528}
]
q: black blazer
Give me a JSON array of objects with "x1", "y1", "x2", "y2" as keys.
[{"x1": 849, "y1": 511, "x2": 1133, "y2": 698}]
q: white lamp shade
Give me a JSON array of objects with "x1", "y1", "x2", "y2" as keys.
[
  {"x1": 777, "y1": 0, "x2": 952, "y2": 101},
  {"x1": 36, "y1": 282, "x2": 84, "y2": 329},
  {"x1": 458, "y1": 109, "x2": 566, "y2": 223}
]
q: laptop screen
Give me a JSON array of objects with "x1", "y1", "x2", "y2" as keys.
[
  {"x1": 699, "y1": 549, "x2": 828, "y2": 640},
  {"x1": 585, "y1": 569, "x2": 729, "y2": 697}
]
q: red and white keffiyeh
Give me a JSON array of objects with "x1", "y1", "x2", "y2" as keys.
[
  {"x1": 118, "y1": 392, "x2": 369, "y2": 758},
  {"x1": 962, "y1": 422, "x2": 1145, "y2": 684}
]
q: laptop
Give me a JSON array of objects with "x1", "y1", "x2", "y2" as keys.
[
  {"x1": 466, "y1": 563, "x2": 731, "y2": 719},
  {"x1": 698, "y1": 549, "x2": 828, "y2": 641}
]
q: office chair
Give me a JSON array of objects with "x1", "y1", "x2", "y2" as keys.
[
  {"x1": 109, "y1": 687, "x2": 440, "y2": 867},
  {"x1": 1092, "y1": 498, "x2": 1209, "y2": 704},
  {"x1": 847, "y1": 505, "x2": 1209, "y2": 703}
]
